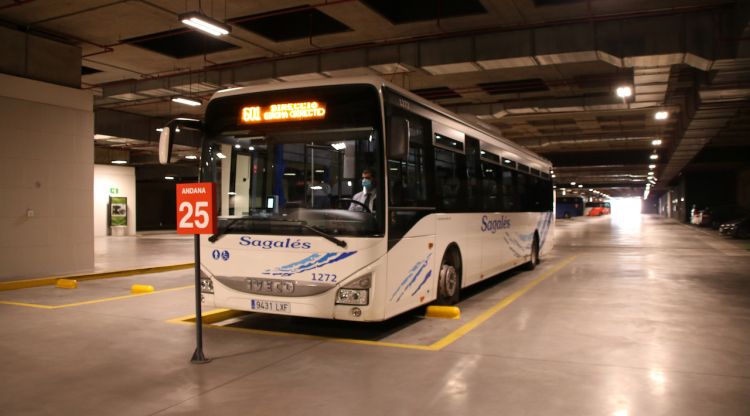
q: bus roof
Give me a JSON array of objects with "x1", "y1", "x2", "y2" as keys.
[{"x1": 210, "y1": 76, "x2": 552, "y2": 170}]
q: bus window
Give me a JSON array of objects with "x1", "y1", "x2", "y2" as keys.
[
  {"x1": 482, "y1": 163, "x2": 502, "y2": 211},
  {"x1": 465, "y1": 137, "x2": 483, "y2": 211},
  {"x1": 435, "y1": 147, "x2": 467, "y2": 212},
  {"x1": 502, "y1": 170, "x2": 518, "y2": 211}
]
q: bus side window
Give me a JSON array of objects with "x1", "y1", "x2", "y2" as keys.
[
  {"x1": 502, "y1": 170, "x2": 517, "y2": 211},
  {"x1": 465, "y1": 137, "x2": 482, "y2": 211},
  {"x1": 434, "y1": 148, "x2": 466, "y2": 212},
  {"x1": 482, "y1": 163, "x2": 502, "y2": 211}
]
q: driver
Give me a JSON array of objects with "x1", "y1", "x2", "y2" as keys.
[{"x1": 349, "y1": 169, "x2": 377, "y2": 213}]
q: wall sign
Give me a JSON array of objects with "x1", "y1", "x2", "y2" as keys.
[
  {"x1": 176, "y1": 183, "x2": 217, "y2": 235},
  {"x1": 109, "y1": 196, "x2": 127, "y2": 226}
]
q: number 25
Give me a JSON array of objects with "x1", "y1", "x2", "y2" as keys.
[{"x1": 179, "y1": 201, "x2": 209, "y2": 229}]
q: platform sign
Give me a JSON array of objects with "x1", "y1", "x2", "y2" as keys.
[{"x1": 176, "y1": 182, "x2": 217, "y2": 235}]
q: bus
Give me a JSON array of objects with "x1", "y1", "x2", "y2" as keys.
[
  {"x1": 556, "y1": 196, "x2": 583, "y2": 219},
  {"x1": 160, "y1": 77, "x2": 554, "y2": 322},
  {"x1": 584, "y1": 201, "x2": 611, "y2": 216}
]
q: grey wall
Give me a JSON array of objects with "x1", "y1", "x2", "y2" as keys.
[{"x1": 0, "y1": 73, "x2": 94, "y2": 279}]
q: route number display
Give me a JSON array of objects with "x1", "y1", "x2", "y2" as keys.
[{"x1": 176, "y1": 183, "x2": 217, "y2": 234}]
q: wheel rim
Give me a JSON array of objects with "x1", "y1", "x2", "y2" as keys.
[{"x1": 440, "y1": 264, "x2": 458, "y2": 298}]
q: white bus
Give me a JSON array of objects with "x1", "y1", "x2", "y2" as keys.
[{"x1": 161, "y1": 77, "x2": 554, "y2": 322}]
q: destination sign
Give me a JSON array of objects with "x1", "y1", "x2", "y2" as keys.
[{"x1": 240, "y1": 101, "x2": 326, "y2": 123}]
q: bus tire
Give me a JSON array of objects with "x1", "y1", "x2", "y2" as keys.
[
  {"x1": 436, "y1": 247, "x2": 461, "y2": 305},
  {"x1": 525, "y1": 233, "x2": 540, "y2": 270}
]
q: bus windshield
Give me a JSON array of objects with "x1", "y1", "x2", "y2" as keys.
[{"x1": 201, "y1": 84, "x2": 384, "y2": 238}]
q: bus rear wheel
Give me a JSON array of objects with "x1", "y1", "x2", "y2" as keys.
[{"x1": 436, "y1": 250, "x2": 461, "y2": 305}]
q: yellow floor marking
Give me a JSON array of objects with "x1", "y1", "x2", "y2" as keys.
[
  {"x1": 169, "y1": 256, "x2": 577, "y2": 351},
  {"x1": 428, "y1": 255, "x2": 577, "y2": 350},
  {"x1": 0, "y1": 285, "x2": 193, "y2": 309},
  {"x1": 0, "y1": 263, "x2": 194, "y2": 292}
]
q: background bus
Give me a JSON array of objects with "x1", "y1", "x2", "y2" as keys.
[
  {"x1": 556, "y1": 196, "x2": 584, "y2": 219},
  {"x1": 161, "y1": 77, "x2": 554, "y2": 322}
]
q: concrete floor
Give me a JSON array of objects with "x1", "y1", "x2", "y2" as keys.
[{"x1": 1, "y1": 215, "x2": 749, "y2": 415}]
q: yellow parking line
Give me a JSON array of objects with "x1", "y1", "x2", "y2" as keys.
[
  {"x1": 169, "y1": 256, "x2": 576, "y2": 351},
  {"x1": 0, "y1": 285, "x2": 193, "y2": 309},
  {"x1": 0, "y1": 263, "x2": 194, "y2": 292},
  {"x1": 428, "y1": 255, "x2": 576, "y2": 350}
]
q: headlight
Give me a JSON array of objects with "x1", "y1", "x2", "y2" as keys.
[
  {"x1": 336, "y1": 273, "x2": 371, "y2": 305},
  {"x1": 200, "y1": 266, "x2": 214, "y2": 294},
  {"x1": 336, "y1": 288, "x2": 368, "y2": 305}
]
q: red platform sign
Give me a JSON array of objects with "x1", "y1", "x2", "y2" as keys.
[{"x1": 176, "y1": 182, "x2": 217, "y2": 234}]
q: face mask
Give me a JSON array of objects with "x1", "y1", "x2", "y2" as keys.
[{"x1": 362, "y1": 179, "x2": 372, "y2": 189}]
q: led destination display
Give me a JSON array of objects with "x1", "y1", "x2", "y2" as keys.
[{"x1": 240, "y1": 101, "x2": 326, "y2": 123}]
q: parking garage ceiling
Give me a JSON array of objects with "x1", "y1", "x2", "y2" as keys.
[{"x1": 2, "y1": 0, "x2": 749, "y2": 197}]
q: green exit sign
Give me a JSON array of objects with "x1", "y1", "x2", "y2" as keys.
[{"x1": 110, "y1": 188, "x2": 119, "y2": 194}]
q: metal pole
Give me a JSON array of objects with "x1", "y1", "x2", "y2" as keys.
[{"x1": 191, "y1": 233, "x2": 211, "y2": 364}]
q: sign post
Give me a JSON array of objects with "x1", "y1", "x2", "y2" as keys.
[{"x1": 176, "y1": 182, "x2": 217, "y2": 364}]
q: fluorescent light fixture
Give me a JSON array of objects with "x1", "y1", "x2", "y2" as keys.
[
  {"x1": 172, "y1": 97, "x2": 201, "y2": 107},
  {"x1": 655, "y1": 111, "x2": 669, "y2": 120},
  {"x1": 480, "y1": 150, "x2": 486, "y2": 155},
  {"x1": 331, "y1": 142, "x2": 347, "y2": 151},
  {"x1": 650, "y1": 154, "x2": 659, "y2": 160},
  {"x1": 228, "y1": 192, "x2": 236, "y2": 196},
  {"x1": 589, "y1": 189, "x2": 593, "y2": 191},
  {"x1": 578, "y1": 184, "x2": 583, "y2": 188},
  {"x1": 347, "y1": 181, "x2": 352, "y2": 186},
  {"x1": 315, "y1": 169, "x2": 325, "y2": 173},
  {"x1": 185, "y1": 155, "x2": 198, "y2": 160},
  {"x1": 550, "y1": 170, "x2": 554, "y2": 174},
  {"x1": 570, "y1": 182, "x2": 576, "y2": 186},
  {"x1": 180, "y1": 12, "x2": 230, "y2": 36},
  {"x1": 155, "y1": 128, "x2": 163, "y2": 132},
  {"x1": 164, "y1": 176, "x2": 175, "y2": 180},
  {"x1": 648, "y1": 171, "x2": 654, "y2": 176},
  {"x1": 234, "y1": 144, "x2": 241, "y2": 149},
  {"x1": 309, "y1": 186, "x2": 323, "y2": 190},
  {"x1": 551, "y1": 174, "x2": 556, "y2": 178},
  {"x1": 111, "y1": 160, "x2": 127, "y2": 165},
  {"x1": 248, "y1": 146, "x2": 255, "y2": 151},
  {"x1": 216, "y1": 152, "x2": 226, "y2": 159},
  {"x1": 652, "y1": 139, "x2": 662, "y2": 146},
  {"x1": 616, "y1": 86, "x2": 632, "y2": 98},
  {"x1": 553, "y1": 186, "x2": 557, "y2": 189},
  {"x1": 649, "y1": 164, "x2": 656, "y2": 169},
  {"x1": 284, "y1": 172, "x2": 296, "y2": 176}
]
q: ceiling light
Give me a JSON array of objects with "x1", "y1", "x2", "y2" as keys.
[
  {"x1": 570, "y1": 182, "x2": 576, "y2": 186},
  {"x1": 216, "y1": 152, "x2": 226, "y2": 159},
  {"x1": 111, "y1": 160, "x2": 127, "y2": 165},
  {"x1": 648, "y1": 171, "x2": 654, "y2": 176},
  {"x1": 578, "y1": 184, "x2": 583, "y2": 188},
  {"x1": 155, "y1": 128, "x2": 163, "y2": 132},
  {"x1": 331, "y1": 142, "x2": 347, "y2": 151},
  {"x1": 650, "y1": 154, "x2": 659, "y2": 160},
  {"x1": 172, "y1": 97, "x2": 202, "y2": 107},
  {"x1": 248, "y1": 146, "x2": 255, "y2": 151},
  {"x1": 655, "y1": 111, "x2": 669, "y2": 120},
  {"x1": 164, "y1": 176, "x2": 175, "y2": 180},
  {"x1": 652, "y1": 139, "x2": 662, "y2": 146},
  {"x1": 616, "y1": 86, "x2": 632, "y2": 98},
  {"x1": 649, "y1": 164, "x2": 656, "y2": 169},
  {"x1": 180, "y1": 12, "x2": 230, "y2": 36},
  {"x1": 234, "y1": 144, "x2": 241, "y2": 149},
  {"x1": 589, "y1": 189, "x2": 593, "y2": 191},
  {"x1": 551, "y1": 174, "x2": 556, "y2": 178},
  {"x1": 185, "y1": 155, "x2": 198, "y2": 160}
]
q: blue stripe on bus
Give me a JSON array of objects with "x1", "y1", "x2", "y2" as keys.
[{"x1": 411, "y1": 270, "x2": 432, "y2": 296}]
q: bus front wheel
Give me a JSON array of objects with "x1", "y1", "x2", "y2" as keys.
[
  {"x1": 436, "y1": 249, "x2": 461, "y2": 305},
  {"x1": 525, "y1": 234, "x2": 540, "y2": 271}
]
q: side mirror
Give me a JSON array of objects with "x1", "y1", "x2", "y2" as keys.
[
  {"x1": 158, "y1": 127, "x2": 172, "y2": 164},
  {"x1": 158, "y1": 118, "x2": 203, "y2": 165},
  {"x1": 387, "y1": 116, "x2": 410, "y2": 160}
]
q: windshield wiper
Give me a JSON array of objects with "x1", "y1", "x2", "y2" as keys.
[{"x1": 208, "y1": 217, "x2": 347, "y2": 248}]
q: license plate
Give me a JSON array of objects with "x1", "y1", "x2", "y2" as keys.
[{"x1": 250, "y1": 299, "x2": 291, "y2": 314}]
